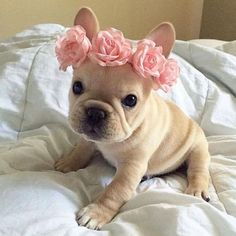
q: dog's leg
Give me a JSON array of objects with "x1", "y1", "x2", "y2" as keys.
[
  {"x1": 76, "y1": 160, "x2": 147, "y2": 230},
  {"x1": 55, "y1": 139, "x2": 95, "y2": 173},
  {"x1": 185, "y1": 141, "x2": 210, "y2": 201}
]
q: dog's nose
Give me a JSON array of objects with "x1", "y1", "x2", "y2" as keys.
[{"x1": 86, "y1": 107, "x2": 107, "y2": 126}]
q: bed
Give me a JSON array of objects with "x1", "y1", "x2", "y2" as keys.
[{"x1": 0, "y1": 24, "x2": 236, "y2": 235}]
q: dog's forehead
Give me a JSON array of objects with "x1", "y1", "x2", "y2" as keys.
[{"x1": 73, "y1": 60, "x2": 148, "y2": 94}]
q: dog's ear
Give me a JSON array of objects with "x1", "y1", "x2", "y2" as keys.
[
  {"x1": 74, "y1": 7, "x2": 99, "y2": 41},
  {"x1": 146, "y1": 22, "x2": 175, "y2": 58}
]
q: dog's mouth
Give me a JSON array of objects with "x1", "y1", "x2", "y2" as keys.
[
  {"x1": 83, "y1": 126, "x2": 103, "y2": 140},
  {"x1": 69, "y1": 115, "x2": 129, "y2": 143},
  {"x1": 72, "y1": 121, "x2": 106, "y2": 141}
]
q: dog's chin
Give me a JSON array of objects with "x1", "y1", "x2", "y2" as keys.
[
  {"x1": 70, "y1": 123, "x2": 130, "y2": 144},
  {"x1": 81, "y1": 128, "x2": 105, "y2": 142},
  {"x1": 82, "y1": 130, "x2": 129, "y2": 144}
]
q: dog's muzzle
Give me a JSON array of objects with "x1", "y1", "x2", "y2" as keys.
[
  {"x1": 80, "y1": 107, "x2": 108, "y2": 140},
  {"x1": 86, "y1": 107, "x2": 107, "y2": 126}
]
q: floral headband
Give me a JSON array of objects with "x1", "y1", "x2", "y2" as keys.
[{"x1": 55, "y1": 25, "x2": 180, "y2": 92}]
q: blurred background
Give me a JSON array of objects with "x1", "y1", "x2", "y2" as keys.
[{"x1": 1, "y1": 0, "x2": 236, "y2": 40}]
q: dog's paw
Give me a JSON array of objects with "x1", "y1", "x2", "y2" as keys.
[
  {"x1": 55, "y1": 155, "x2": 81, "y2": 173},
  {"x1": 55, "y1": 156, "x2": 73, "y2": 173},
  {"x1": 185, "y1": 185, "x2": 210, "y2": 202},
  {"x1": 76, "y1": 203, "x2": 116, "y2": 230}
]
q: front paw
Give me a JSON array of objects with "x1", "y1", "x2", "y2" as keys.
[
  {"x1": 185, "y1": 185, "x2": 210, "y2": 202},
  {"x1": 76, "y1": 203, "x2": 116, "y2": 230},
  {"x1": 55, "y1": 155, "x2": 82, "y2": 173}
]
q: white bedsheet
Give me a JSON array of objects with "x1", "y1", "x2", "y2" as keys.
[{"x1": 0, "y1": 24, "x2": 236, "y2": 236}]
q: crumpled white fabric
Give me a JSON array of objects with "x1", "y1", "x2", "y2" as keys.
[{"x1": 0, "y1": 24, "x2": 236, "y2": 236}]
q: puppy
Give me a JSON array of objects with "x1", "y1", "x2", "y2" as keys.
[{"x1": 55, "y1": 7, "x2": 210, "y2": 230}]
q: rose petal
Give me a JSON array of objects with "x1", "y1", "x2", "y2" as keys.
[
  {"x1": 132, "y1": 39, "x2": 167, "y2": 78},
  {"x1": 55, "y1": 25, "x2": 91, "y2": 70},
  {"x1": 88, "y1": 28, "x2": 132, "y2": 66}
]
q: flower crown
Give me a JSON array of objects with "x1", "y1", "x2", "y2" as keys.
[{"x1": 55, "y1": 25, "x2": 180, "y2": 92}]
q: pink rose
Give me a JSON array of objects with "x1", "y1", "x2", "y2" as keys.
[
  {"x1": 55, "y1": 25, "x2": 91, "y2": 71},
  {"x1": 132, "y1": 39, "x2": 166, "y2": 78},
  {"x1": 155, "y1": 58, "x2": 180, "y2": 92},
  {"x1": 88, "y1": 28, "x2": 132, "y2": 66}
]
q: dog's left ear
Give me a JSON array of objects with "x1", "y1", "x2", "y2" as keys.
[
  {"x1": 146, "y1": 22, "x2": 175, "y2": 58},
  {"x1": 74, "y1": 7, "x2": 99, "y2": 41}
]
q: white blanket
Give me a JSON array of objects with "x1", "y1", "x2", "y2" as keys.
[{"x1": 0, "y1": 24, "x2": 236, "y2": 236}]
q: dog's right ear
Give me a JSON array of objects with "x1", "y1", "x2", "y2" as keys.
[
  {"x1": 74, "y1": 7, "x2": 99, "y2": 41},
  {"x1": 146, "y1": 22, "x2": 176, "y2": 58}
]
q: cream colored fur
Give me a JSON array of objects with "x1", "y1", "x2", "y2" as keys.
[{"x1": 55, "y1": 7, "x2": 210, "y2": 230}]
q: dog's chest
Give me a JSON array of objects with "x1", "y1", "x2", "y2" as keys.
[{"x1": 98, "y1": 148, "x2": 119, "y2": 168}]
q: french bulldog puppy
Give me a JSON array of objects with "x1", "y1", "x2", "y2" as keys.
[{"x1": 55, "y1": 7, "x2": 210, "y2": 230}]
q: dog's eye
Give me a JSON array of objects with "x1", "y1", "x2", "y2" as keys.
[
  {"x1": 72, "y1": 81, "x2": 83, "y2": 95},
  {"x1": 122, "y1": 94, "x2": 137, "y2": 108}
]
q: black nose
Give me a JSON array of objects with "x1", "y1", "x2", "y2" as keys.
[{"x1": 86, "y1": 107, "x2": 106, "y2": 126}]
